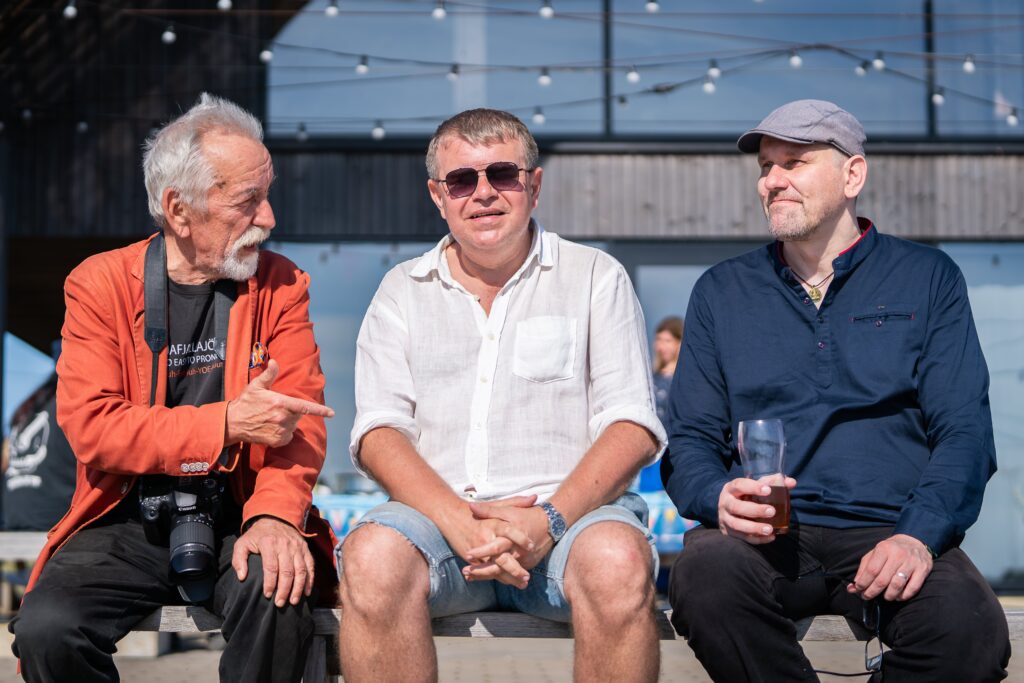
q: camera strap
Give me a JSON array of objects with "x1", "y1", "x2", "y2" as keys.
[{"x1": 143, "y1": 233, "x2": 237, "y2": 464}]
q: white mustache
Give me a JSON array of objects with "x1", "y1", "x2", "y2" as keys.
[{"x1": 234, "y1": 227, "x2": 270, "y2": 250}]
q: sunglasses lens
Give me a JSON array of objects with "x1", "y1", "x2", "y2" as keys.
[
  {"x1": 486, "y1": 162, "x2": 522, "y2": 190},
  {"x1": 444, "y1": 169, "x2": 479, "y2": 198}
]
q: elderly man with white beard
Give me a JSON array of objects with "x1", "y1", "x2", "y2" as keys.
[{"x1": 9, "y1": 93, "x2": 337, "y2": 683}]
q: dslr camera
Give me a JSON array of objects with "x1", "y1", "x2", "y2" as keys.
[{"x1": 139, "y1": 474, "x2": 225, "y2": 602}]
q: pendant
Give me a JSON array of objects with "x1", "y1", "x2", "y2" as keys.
[{"x1": 808, "y1": 286, "x2": 822, "y2": 304}]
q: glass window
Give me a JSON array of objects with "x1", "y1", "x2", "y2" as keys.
[{"x1": 942, "y1": 243, "x2": 1024, "y2": 584}]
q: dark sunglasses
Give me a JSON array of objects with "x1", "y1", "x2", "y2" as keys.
[{"x1": 434, "y1": 162, "x2": 533, "y2": 198}]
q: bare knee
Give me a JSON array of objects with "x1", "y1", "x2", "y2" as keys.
[
  {"x1": 564, "y1": 522, "x2": 655, "y2": 621},
  {"x1": 339, "y1": 524, "x2": 429, "y2": 617}
]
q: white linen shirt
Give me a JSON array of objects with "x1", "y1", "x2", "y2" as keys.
[{"x1": 350, "y1": 225, "x2": 667, "y2": 503}]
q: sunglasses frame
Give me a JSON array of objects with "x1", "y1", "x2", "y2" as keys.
[{"x1": 433, "y1": 162, "x2": 535, "y2": 198}]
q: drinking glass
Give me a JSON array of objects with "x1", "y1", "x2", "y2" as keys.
[{"x1": 737, "y1": 418, "x2": 789, "y2": 534}]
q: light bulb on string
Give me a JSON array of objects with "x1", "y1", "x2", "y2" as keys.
[
  {"x1": 645, "y1": 1, "x2": 659, "y2": 12},
  {"x1": 217, "y1": 0, "x2": 232, "y2": 10},
  {"x1": 371, "y1": 121, "x2": 387, "y2": 140},
  {"x1": 626, "y1": 66, "x2": 640, "y2": 84},
  {"x1": 325, "y1": 0, "x2": 339, "y2": 17},
  {"x1": 355, "y1": 55, "x2": 369, "y2": 75},
  {"x1": 538, "y1": 68, "x2": 552, "y2": 87},
  {"x1": 1008, "y1": 109, "x2": 1020, "y2": 127},
  {"x1": 707, "y1": 59, "x2": 721, "y2": 80},
  {"x1": 931, "y1": 88, "x2": 945, "y2": 106},
  {"x1": 296, "y1": 122, "x2": 309, "y2": 143},
  {"x1": 21, "y1": 109, "x2": 32, "y2": 122},
  {"x1": 161, "y1": 26, "x2": 177, "y2": 45},
  {"x1": 962, "y1": 54, "x2": 976, "y2": 74},
  {"x1": 432, "y1": 1, "x2": 447, "y2": 20},
  {"x1": 788, "y1": 50, "x2": 803, "y2": 68},
  {"x1": 76, "y1": 120, "x2": 89, "y2": 134},
  {"x1": 259, "y1": 48, "x2": 274, "y2": 64},
  {"x1": 854, "y1": 61, "x2": 869, "y2": 77},
  {"x1": 702, "y1": 76, "x2": 716, "y2": 94},
  {"x1": 539, "y1": 1, "x2": 554, "y2": 18},
  {"x1": 63, "y1": 1, "x2": 77, "y2": 19},
  {"x1": 872, "y1": 52, "x2": 885, "y2": 71},
  {"x1": 532, "y1": 107, "x2": 546, "y2": 125},
  {"x1": 447, "y1": 64, "x2": 460, "y2": 82}
]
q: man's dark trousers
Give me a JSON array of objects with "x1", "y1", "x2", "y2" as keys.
[
  {"x1": 10, "y1": 516, "x2": 315, "y2": 683},
  {"x1": 669, "y1": 525, "x2": 1010, "y2": 683}
]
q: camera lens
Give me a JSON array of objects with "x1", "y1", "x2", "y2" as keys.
[{"x1": 169, "y1": 514, "x2": 216, "y2": 577}]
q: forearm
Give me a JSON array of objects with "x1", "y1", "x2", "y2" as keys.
[
  {"x1": 548, "y1": 421, "x2": 659, "y2": 527},
  {"x1": 360, "y1": 427, "x2": 469, "y2": 531}
]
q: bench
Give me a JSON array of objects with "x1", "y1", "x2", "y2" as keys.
[{"x1": 132, "y1": 605, "x2": 1024, "y2": 683}]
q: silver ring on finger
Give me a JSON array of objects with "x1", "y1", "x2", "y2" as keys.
[{"x1": 895, "y1": 571, "x2": 908, "y2": 581}]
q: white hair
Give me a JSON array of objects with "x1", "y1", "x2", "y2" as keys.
[{"x1": 142, "y1": 92, "x2": 264, "y2": 228}]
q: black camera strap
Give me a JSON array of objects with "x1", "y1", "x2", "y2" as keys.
[{"x1": 143, "y1": 233, "x2": 237, "y2": 464}]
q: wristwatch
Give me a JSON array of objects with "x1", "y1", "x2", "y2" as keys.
[{"x1": 538, "y1": 501, "x2": 567, "y2": 543}]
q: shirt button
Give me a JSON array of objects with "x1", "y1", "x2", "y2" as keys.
[
  {"x1": 480, "y1": 376, "x2": 488, "y2": 383},
  {"x1": 803, "y1": 297, "x2": 811, "y2": 305},
  {"x1": 487, "y1": 333, "x2": 496, "y2": 341},
  {"x1": 875, "y1": 320, "x2": 883, "y2": 328},
  {"x1": 817, "y1": 316, "x2": 824, "y2": 323},
  {"x1": 180, "y1": 463, "x2": 190, "y2": 473},
  {"x1": 817, "y1": 341, "x2": 826, "y2": 349}
]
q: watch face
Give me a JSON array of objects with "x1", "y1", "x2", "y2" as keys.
[{"x1": 551, "y1": 517, "x2": 567, "y2": 539}]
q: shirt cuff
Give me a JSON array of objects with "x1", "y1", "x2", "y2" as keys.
[
  {"x1": 349, "y1": 411, "x2": 421, "y2": 479},
  {"x1": 588, "y1": 404, "x2": 667, "y2": 463},
  {"x1": 893, "y1": 505, "x2": 955, "y2": 555}
]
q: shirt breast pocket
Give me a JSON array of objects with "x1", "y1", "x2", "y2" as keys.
[
  {"x1": 512, "y1": 316, "x2": 577, "y2": 384},
  {"x1": 849, "y1": 303, "x2": 917, "y2": 330}
]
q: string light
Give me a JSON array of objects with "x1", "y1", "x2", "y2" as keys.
[
  {"x1": 931, "y1": 88, "x2": 945, "y2": 106},
  {"x1": 532, "y1": 107, "x2": 546, "y2": 125},
  {"x1": 371, "y1": 120, "x2": 386, "y2": 139},
  {"x1": 76, "y1": 120, "x2": 89, "y2": 134},
  {"x1": 217, "y1": 0, "x2": 232, "y2": 10},
  {"x1": 296, "y1": 122, "x2": 308, "y2": 142},
  {"x1": 432, "y1": 1, "x2": 447, "y2": 20},
  {"x1": 962, "y1": 54, "x2": 976, "y2": 74},
  {"x1": 355, "y1": 55, "x2": 369, "y2": 75},
  {"x1": 617, "y1": 95, "x2": 628, "y2": 107},
  {"x1": 0, "y1": 122, "x2": 5, "y2": 134},
  {"x1": 447, "y1": 64, "x2": 460, "y2": 81},
  {"x1": 854, "y1": 61, "x2": 869, "y2": 77},
  {"x1": 645, "y1": 1, "x2": 659, "y2": 12},
  {"x1": 325, "y1": 0, "x2": 339, "y2": 18},
  {"x1": 872, "y1": 51, "x2": 886, "y2": 71},
  {"x1": 789, "y1": 50, "x2": 803, "y2": 68},
  {"x1": 626, "y1": 66, "x2": 640, "y2": 84},
  {"x1": 538, "y1": 67, "x2": 552, "y2": 87},
  {"x1": 161, "y1": 26, "x2": 177, "y2": 45},
  {"x1": 62, "y1": 1, "x2": 77, "y2": 20},
  {"x1": 707, "y1": 59, "x2": 721, "y2": 80},
  {"x1": 702, "y1": 76, "x2": 716, "y2": 94},
  {"x1": 259, "y1": 48, "x2": 274, "y2": 64},
  {"x1": 1009, "y1": 109, "x2": 1020, "y2": 127},
  {"x1": 539, "y1": 1, "x2": 554, "y2": 19}
]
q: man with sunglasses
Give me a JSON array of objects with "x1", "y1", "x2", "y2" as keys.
[
  {"x1": 662, "y1": 100, "x2": 1010, "y2": 682},
  {"x1": 338, "y1": 108, "x2": 666, "y2": 682}
]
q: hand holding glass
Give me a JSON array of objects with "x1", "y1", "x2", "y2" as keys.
[{"x1": 737, "y1": 419, "x2": 790, "y2": 534}]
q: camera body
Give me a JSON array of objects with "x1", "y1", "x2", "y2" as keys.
[{"x1": 139, "y1": 474, "x2": 224, "y2": 602}]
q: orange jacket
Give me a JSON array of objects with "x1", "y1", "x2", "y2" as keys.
[{"x1": 28, "y1": 233, "x2": 338, "y2": 603}]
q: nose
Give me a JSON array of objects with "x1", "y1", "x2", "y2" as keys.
[
  {"x1": 470, "y1": 170, "x2": 499, "y2": 201},
  {"x1": 255, "y1": 198, "x2": 276, "y2": 231},
  {"x1": 762, "y1": 164, "x2": 789, "y2": 192}
]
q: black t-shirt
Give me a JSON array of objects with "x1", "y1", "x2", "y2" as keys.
[
  {"x1": 3, "y1": 384, "x2": 77, "y2": 531},
  {"x1": 106, "y1": 279, "x2": 240, "y2": 526}
]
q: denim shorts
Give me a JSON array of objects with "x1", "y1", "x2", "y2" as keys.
[{"x1": 335, "y1": 492, "x2": 658, "y2": 623}]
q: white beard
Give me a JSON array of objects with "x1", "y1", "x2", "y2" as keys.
[{"x1": 220, "y1": 227, "x2": 270, "y2": 281}]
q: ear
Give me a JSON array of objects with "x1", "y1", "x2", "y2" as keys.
[
  {"x1": 427, "y1": 179, "x2": 448, "y2": 220},
  {"x1": 843, "y1": 155, "x2": 867, "y2": 200},
  {"x1": 162, "y1": 187, "x2": 191, "y2": 238},
  {"x1": 527, "y1": 166, "x2": 543, "y2": 211}
]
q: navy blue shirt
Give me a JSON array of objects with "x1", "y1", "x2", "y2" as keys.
[{"x1": 661, "y1": 220, "x2": 996, "y2": 553}]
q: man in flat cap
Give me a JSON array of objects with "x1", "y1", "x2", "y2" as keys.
[{"x1": 661, "y1": 99, "x2": 1010, "y2": 682}]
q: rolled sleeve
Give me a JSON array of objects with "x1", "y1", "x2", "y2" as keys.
[
  {"x1": 351, "y1": 273, "x2": 418, "y2": 478},
  {"x1": 587, "y1": 261, "x2": 667, "y2": 459}
]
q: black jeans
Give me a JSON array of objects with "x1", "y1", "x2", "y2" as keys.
[
  {"x1": 9, "y1": 516, "x2": 315, "y2": 683},
  {"x1": 668, "y1": 525, "x2": 1010, "y2": 683}
]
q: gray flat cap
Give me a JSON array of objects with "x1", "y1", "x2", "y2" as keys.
[{"x1": 737, "y1": 99, "x2": 866, "y2": 157}]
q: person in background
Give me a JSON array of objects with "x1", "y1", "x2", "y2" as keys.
[{"x1": 638, "y1": 316, "x2": 683, "y2": 492}]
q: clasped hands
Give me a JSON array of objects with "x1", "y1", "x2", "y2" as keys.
[{"x1": 449, "y1": 495, "x2": 553, "y2": 590}]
